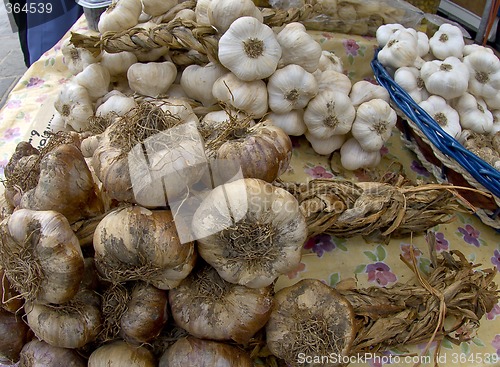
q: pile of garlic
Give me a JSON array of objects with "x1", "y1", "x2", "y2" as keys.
[
  {"x1": 55, "y1": 0, "x2": 398, "y2": 172},
  {"x1": 377, "y1": 22, "x2": 500, "y2": 167}
]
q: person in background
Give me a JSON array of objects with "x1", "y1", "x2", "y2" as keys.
[{"x1": 8, "y1": 0, "x2": 83, "y2": 67}]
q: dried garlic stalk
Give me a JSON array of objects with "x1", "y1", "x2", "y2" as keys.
[{"x1": 278, "y1": 178, "x2": 471, "y2": 241}]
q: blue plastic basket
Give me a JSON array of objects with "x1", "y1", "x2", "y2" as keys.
[{"x1": 371, "y1": 51, "x2": 500, "y2": 224}]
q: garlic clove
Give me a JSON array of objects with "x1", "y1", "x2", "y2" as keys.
[{"x1": 305, "y1": 132, "x2": 346, "y2": 155}]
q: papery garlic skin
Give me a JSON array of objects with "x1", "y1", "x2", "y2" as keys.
[
  {"x1": 192, "y1": 178, "x2": 307, "y2": 288},
  {"x1": 317, "y1": 50, "x2": 344, "y2": 73},
  {"x1": 276, "y1": 22, "x2": 322, "y2": 73},
  {"x1": 96, "y1": 93, "x2": 137, "y2": 117},
  {"x1": 212, "y1": 72, "x2": 268, "y2": 117},
  {"x1": 267, "y1": 64, "x2": 318, "y2": 113},
  {"x1": 419, "y1": 95, "x2": 462, "y2": 138},
  {"x1": 304, "y1": 90, "x2": 355, "y2": 138},
  {"x1": 218, "y1": 16, "x2": 281, "y2": 81},
  {"x1": 19, "y1": 339, "x2": 86, "y2": 367},
  {"x1": 142, "y1": 0, "x2": 177, "y2": 16}
]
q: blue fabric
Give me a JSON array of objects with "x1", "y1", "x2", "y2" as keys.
[{"x1": 26, "y1": 0, "x2": 83, "y2": 65}]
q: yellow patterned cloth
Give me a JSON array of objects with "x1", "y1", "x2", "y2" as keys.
[{"x1": 0, "y1": 17, "x2": 499, "y2": 367}]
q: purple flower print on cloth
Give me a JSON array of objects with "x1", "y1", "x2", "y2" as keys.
[
  {"x1": 492, "y1": 335, "x2": 500, "y2": 356},
  {"x1": 342, "y1": 39, "x2": 360, "y2": 56},
  {"x1": 5, "y1": 99, "x2": 21, "y2": 109},
  {"x1": 400, "y1": 243, "x2": 423, "y2": 262},
  {"x1": 3, "y1": 127, "x2": 21, "y2": 141},
  {"x1": 410, "y1": 160, "x2": 430, "y2": 177},
  {"x1": 305, "y1": 165, "x2": 334, "y2": 179},
  {"x1": 0, "y1": 159, "x2": 8, "y2": 176},
  {"x1": 304, "y1": 234, "x2": 336, "y2": 257},
  {"x1": 492, "y1": 249, "x2": 500, "y2": 272},
  {"x1": 487, "y1": 303, "x2": 500, "y2": 320},
  {"x1": 458, "y1": 224, "x2": 481, "y2": 247},
  {"x1": 434, "y1": 232, "x2": 449, "y2": 252},
  {"x1": 25, "y1": 77, "x2": 44, "y2": 88},
  {"x1": 366, "y1": 262, "x2": 397, "y2": 286}
]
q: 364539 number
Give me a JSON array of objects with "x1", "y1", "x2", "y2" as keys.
[{"x1": 5, "y1": 2, "x2": 52, "y2": 13}]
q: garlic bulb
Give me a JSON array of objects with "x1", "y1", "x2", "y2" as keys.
[
  {"x1": 142, "y1": 0, "x2": 177, "y2": 16},
  {"x1": 198, "y1": 109, "x2": 248, "y2": 141},
  {"x1": 351, "y1": 99, "x2": 397, "y2": 152},
  {"x1": 61, "y1": 38, "x2": 100, "y2": 75},
  {"x1": 159, "y1": 337, "x2": 253, "y2": 367},
  {"x1": 266, "y1": 279, "x2": 356, "y2": 367},
  {"x1": 419, "y1": 95, "x2": 461, "y2": 138},
  {"x1": 463, "y1": 44, "x2": 494, "y2": 57},
  {"x1": 0, "y1": 308, "x2": 31, "y2": 365},
  {"x1": 17, "y1": 143, "x2": 102, "y2": 223},
  {"x1": 75, "y1": 63, "x2": 110, "y2": 100},
  {"x1": 349, "y1": 80, "x2": 390, "y2": 107},
  {"x1": 316, "y1": 70, "x2": 351, "y2": 95},
  {"x1": 340, "y1": 137, "x2": 382, "y2": 170},
  {"x1": 212, "y1": 72, "x2": 268, "y2": 117},
  {"x1": 98, "y1": 0, "x2": 142, "y2": 33},
  {"x1": 194, "y1": 0, "x2": 212, "y2": 24},
  {"x1": 267, "y1": 64, "x2": 318, "y2": 113},
  {"x1": 96, "y1": 93, "x2": 137, "y2": 117},
  {"x1": 93, "y1": 206, "x2": 196, "y2": 289},
  {"x1": 463, "y1": 49, "x2": 500, "y2": 99},
  {"x1": 304, "y1": 90, "x2": 355, "y2": 138},
  {"x1": 88, "y1": 341, "x2": 156, "y2": 367},
  {"x1": 101, "y1": 51, "x2": 138, "y2": 76},
  {"x1": 19, "y1": 339, "x2": 86, "y2": 367},
  {"x1": 25, "y1": 288, "x2": 101, "y2": 348},
  {"x1": 54, "y1": 82, "x2": 94, "y2": 131},
  {"x1": 218, "y1": 16, "x2": 281, "y2": 81},
  {"x1": 378, "y1": 28, "x2": 419, "y2": 69},
  {"x1": 305, "y1": 132, "x2": 346, "y2": 155},
  {"x1": 121, "y1": 282, "x2": 168, "y2": 345},
  {"x1": 127, "y1": 61, "x2": 177, "y2": 97},
  {"x1": 276, "y1": 22, "x2": 322, "y2": 73},
  {"x1": 207, "y1": 0, "x2": 263, "y2": 33},
  {"x1": 317, "y1": 50, "x2": 344, "y2": 73},
  {"x1": 453, "y1": 93, "x2": 493, "y2": 134},
  {"x1": 420, "y1": 57, "x2": 469, "y2": 100},
  {"x1": 417, "y1": 31, "x2": 430, "y2": 58},
  {"x1": 0, "y1": 209, "x2": 84, "y2": 304},
  {"x1": 180, "y1": 62, "x2": 228, "y2": 106},
  {"x1": 394, "y1": 66, "x2": 429, "y2": 104},
  {"x1": 268, "y1": 110, "x2": 307, "y2": 136},
  {"x1": 169, "y1": 265, "x2": 273, "y2": 343},
  {"x1": 49, "y1": 111, "x2": 74, "y2": 133},
  {"x1": 214, "y1": 122, "x2": 292, "y2": 183},
  {"x1": 429, "y1": 23, "x2": 465, "y2": 60},
  {"x1": 192, "y1": 178, "x2": 307, "y2": 288},
  {"x1": 375, "y1": 23, "x2": 405, "y2": 47}
]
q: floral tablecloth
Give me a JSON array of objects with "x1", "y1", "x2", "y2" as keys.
[{"x1": 0, "y1": 16, "x2": 499, "y2": 367}]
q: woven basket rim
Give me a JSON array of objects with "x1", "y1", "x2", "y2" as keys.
[{"x1": 371, "y1": 52, "x2": 500, "y2": 205}]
